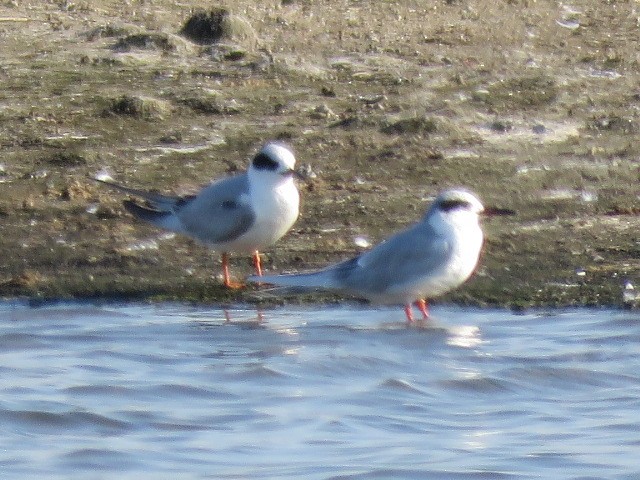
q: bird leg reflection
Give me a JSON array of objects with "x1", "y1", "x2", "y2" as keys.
[{"x1": 223, "y1": 308, "x2": 264, "y2": 324}]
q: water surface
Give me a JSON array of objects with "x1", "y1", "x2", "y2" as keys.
[{"x1": 1, "y1": 302, "x2": 639, "y2": 479}]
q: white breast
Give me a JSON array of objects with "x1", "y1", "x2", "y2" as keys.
[
  {"x1": 228, "y1": 179, "x2": 300, "y2": 253},
  {"x1": 400, "y1": 210, "x2": 483, "y2": 303},
  {"x1": 433, "y1": 211, "x2": 483, "y2": 291}
]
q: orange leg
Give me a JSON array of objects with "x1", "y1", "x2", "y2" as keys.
[
  {"x1": 221, "y1": 253, "x2": 244, "y2": 289},
  {"x1": 403, "y1": 304, "x2": 414, "y2": 323},
  {"x1": 414, "y1": 299, "x2": 430, "y2": 320},
  {"x1": 252, "y1": 250, "x2": 263, "y2": 277}
]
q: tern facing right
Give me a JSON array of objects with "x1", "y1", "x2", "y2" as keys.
[
  {"x1": 250, "y1": 189, "x2": 494, "y2": 322},
  {"x1": 96, "y1": 142, "x2": 302, "y2": 289}
]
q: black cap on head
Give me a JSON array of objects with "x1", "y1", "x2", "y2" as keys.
[
  {"x1": 252, "y1": 151, "x2": 280, "y2": 171},
  {"x1": 437, "y1": 198, "x2": 473, "y2": 212}
]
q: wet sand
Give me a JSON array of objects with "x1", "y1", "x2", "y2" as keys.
[{"x1": 1, "y1": 1, "x2": 639, "y2": 307}]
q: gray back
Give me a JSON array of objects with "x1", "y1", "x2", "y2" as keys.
[{"x1": 176, "y1": 173, "x2": 255, "y2": 244}]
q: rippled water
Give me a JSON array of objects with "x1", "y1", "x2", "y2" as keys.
[{"x1": 1, "y1": 302, "x2": 639, "y2": 479}]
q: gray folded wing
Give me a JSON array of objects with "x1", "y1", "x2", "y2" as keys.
[
  {"x1": 173, "y1": 174, "x2": 256, "y2": 244},
  {"x1": 98, "y1": 175, "x2": 255, "y2": 245},
  {"x1": 332, "y1": 222, "x2": 452, "y2": 295}
]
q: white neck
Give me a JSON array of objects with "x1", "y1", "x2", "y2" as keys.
[{"x1": 428, "y1": 209, "x2": 484, "y2": 280}]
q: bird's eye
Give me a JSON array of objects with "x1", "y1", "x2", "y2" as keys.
[
  {"x1": 252, "y1": 152, "x2": 279, "y2": 171},
  {"x1": 439, "y1": 199, "x2": 472, "y2": 212}
]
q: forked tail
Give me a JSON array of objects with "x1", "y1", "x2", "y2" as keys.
[{"x1": 249, "y1": 269, "x2": 338, "y2": 290}]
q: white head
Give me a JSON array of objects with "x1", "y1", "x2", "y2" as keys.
[
  {"x1": 247, "y1": 142, "x2": 299, "y2": 184},
  {"x1": 425, "y1": 188, "x2": 484, "y2": 229}
]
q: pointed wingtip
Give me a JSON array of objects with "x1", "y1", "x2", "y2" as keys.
[{"x1": 122, "y1": 199, "x2": 168, "y2": 224}]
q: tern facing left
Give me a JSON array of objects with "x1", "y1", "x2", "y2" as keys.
[
  {"x1": 97, "y1": 142, "x2": 302, "y2": 288},
  {"x1": 250, "y1": 189, "x2": 488, "y2": 322}
]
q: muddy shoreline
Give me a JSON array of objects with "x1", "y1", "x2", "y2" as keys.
[{"x1": 1, "y1": 1, "x2": 639, "y2": 309}]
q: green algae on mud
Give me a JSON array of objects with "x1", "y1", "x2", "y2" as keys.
[{"x1": 0, "y1": 0, "x2": 639, "y2": 309}]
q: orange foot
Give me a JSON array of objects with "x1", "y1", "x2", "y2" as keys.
[
  {"x1": 221, "y1": 252, "x2": 245, "y2": 289},
  {"x1": 223, "y1": 280, "x2": 246, "y2": 289}
]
